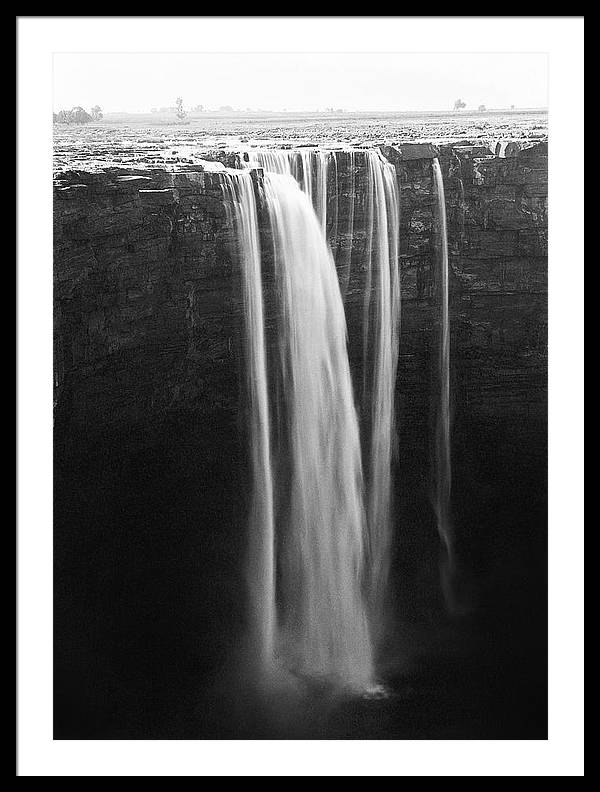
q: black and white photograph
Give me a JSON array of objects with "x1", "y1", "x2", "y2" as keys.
[{"x1": 17, "y1": 16, "x2": 584, "y2": 776}]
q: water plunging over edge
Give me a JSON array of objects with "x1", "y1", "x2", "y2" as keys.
[
  {"x1": 250, "y1": 149, "x2": 331, "y2": 234},
  {"x1": 221, "y1": 149, "x2": 402, "y2": 691},
  {"x1": 431, "y1": 158, "x2": 454, "y2": 600},
  {"x1": 362, "y1": 150, "x2": 401, "y2": 625},
  {"x1": 262, "y1": 171, "x2": 375, "y2": 690}
]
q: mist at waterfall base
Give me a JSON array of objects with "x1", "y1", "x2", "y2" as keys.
[{"x1": 53, "y1": 149, "x2": 547, "y2": 739}]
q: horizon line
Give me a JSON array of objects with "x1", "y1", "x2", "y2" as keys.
[{"x1": 59, "y1": 106, "x2": 549, "y2": 115}]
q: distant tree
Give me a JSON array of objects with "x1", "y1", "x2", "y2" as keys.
[
  {"x1": 192, "y1": 104, "x2": 204, "y2": 113},
  {"x1": 219, "y1": 105, "x2": 234, "y2": 112},
  {"x1": 71, "y1": 106, "x2": 93, "y2": 124},
  {"x1": 54, "y1": 109, "x2": 71, "y2": 124},
  {"x1": 54, "y1": 106, "x2": 93, "y2": 125},
  {"x1": 175, "y1": 97, "x2": 187, "y2": 120},
  {"x1": 478, "y1": 104, "x2": 486, "y2": 112},
  {"x1": 90, "y1": 105, "x2": 103, "y2": 121},
  {"x1": 454, "y1": 98, "x2": 467, "y2": 110}
]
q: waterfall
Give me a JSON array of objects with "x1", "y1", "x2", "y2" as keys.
[
  {"x1": 361, "y1": 150, "x2": 401, "y2": 622},
  {"x1": 220, "y1": 170, "x2": 276, "y2": 671},
  {"x1": 431, "y1": 158, "x2": 454, "y2": 589},
  {"x1": 263, "y1": 171, "x2": 374, "y2": 689},
  {"x1": 338, "y1": 150, "x2": 355, "y2": 300},
  {"x1": 224, "y1": 148, "x2": 401, "y2": 688},
  {"x1": 221, "y1": 164, "x2": 375, "y2": 690},
  {"x1": 253, "y1": 146, "x2": 401, "y2": 631}
]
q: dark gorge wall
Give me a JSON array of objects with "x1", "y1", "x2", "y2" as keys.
[{"x1": 53, "y1": 142, "x2": 547, "y2": 738}]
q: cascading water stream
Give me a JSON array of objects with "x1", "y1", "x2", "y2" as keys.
[
  {"x1": 256, "y1": 147, "x2": 400, "y2": 629},
  {"x1": 338, "y1": 150, "x2": 355, "y2": 300},
  {"x1": 220, "y1": 170, "x2": 276, "y2": 671},
  {"x1": 431, "y1": 158, "x2": 454, "y2": 597},
  {"x1": 361, "y1": 150, "x2": 401, "y2": 622},
  {"x1": 263, "y1": 172, "x2": 374, "y2": 688}
]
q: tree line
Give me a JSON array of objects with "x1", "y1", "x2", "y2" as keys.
[{"x1": 53, "y1": 105, "x2": 103, "y2": 125}]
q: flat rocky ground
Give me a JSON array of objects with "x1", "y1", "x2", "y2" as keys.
[{"x1": 53, "y1": 109, "x2": 548, "y2": 172}]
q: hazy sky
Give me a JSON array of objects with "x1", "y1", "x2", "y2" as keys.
[{"x1": 53, "y1": 53, "x2": 548, "y2": 113}]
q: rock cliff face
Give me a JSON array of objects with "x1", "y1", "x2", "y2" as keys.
[
  {"x1": 53, "y1": 142, "x2": 547, "y2": 737},
  {"x1": 54, "y1": 169, "x2": 240, "y2": 451},
  {"x1": 54, "y1": 142, "x2": 547, "y2": 451}
]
